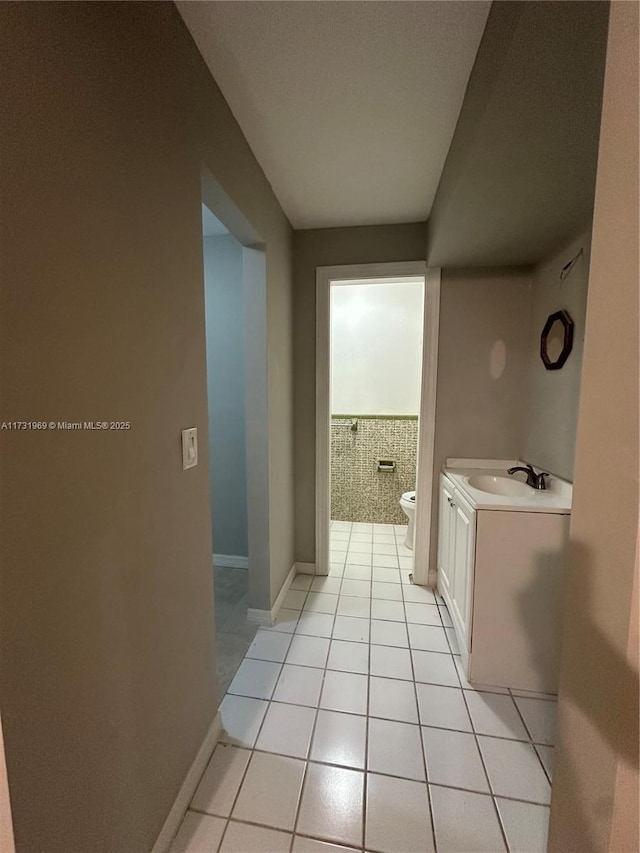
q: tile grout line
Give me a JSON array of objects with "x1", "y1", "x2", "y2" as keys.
[
  {"x1": 224, "y1": 687, "x2": 557, "y2": 750},
  {"x1": 295, "y1": 521, "x2": 358, "y2": 853},
  {"x1": 362, "y1": 613, "x2": 372, "y2": 853},
  {"x1": 458, "y1": 676, "x2": 512, "y2": 852},
  {"x1": 242, "y1": 649, "x2": 554, "y2": 744},
  {"x1": 213, "y1": 817, "x2": 230, "y2": 852},
  {"x1": 215, "y1": 645, "x2": 296, "y2": 848},
  {"x1": 509, "y1": 688, "x2": 555, "y2": 786},
  {"x1": 207, "y1": 814, "x2": 367, "y2": 852},
  {"x1": 425, "y1": 779, "x2": 552, "y2": 808},
  {"x1": 212, "y1": 681, "x2": 277, "y2": 853},
  {"x1": 406, "y1": 592, "x2": 439, "y2": 853},
  {"x1": 190, "y1": 754, "x2": 555, "y2": 823},
  {"x1": 290, "y1": 525, "x2": 349, "y2": 851},
  {"x1": 241, "y1": 653, "x2": 554, "y2": 716},
  {"x1": 534, "y1": 743, "x2": 554, "y2": 786},
  {"x1": 286, "y1": 685, "x2": 322, "y2": 852},
  {"x1": 218, "y1": 587, "x2": 305, "y2": 840}
]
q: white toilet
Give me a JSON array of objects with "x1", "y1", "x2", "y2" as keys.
[{"x1": 399, "y1": 490, "x2": 416, "y2": 549}]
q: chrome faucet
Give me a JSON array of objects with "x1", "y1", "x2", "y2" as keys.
[{"x1": 507, "y1": 464, "x2": 549, "y2": 490}]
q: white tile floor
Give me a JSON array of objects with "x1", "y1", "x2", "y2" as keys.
[{"x1": 172, "y1": 522, "x2": 556, "y2": 853}]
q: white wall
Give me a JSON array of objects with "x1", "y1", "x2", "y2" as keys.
[{"x1": 330, "y1": 281, "x2": 424, "y2": 415}]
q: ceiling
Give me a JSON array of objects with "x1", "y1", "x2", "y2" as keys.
[{"x1": 178, "y1": 1, "x2": 490, "y2": 230}]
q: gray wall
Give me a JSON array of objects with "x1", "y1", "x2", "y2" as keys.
[
  {"x1": 204, "y1": 234, "x2": 248, "y2": 558},
  {"x1": 426, "y1": 1, "x2": 607, "y2": 268},
  {"x1": 522, "y1": 230, "x2": 591, "y2": 480},
  {"x1": 429, "y1": 268, "x2": 533, "y2": 567},
  {"x1": 0, "y1": 4, "x2": 293, "y2": 852},
  {"x1": 292, "y1": 223, "x2": 427, "y2": 564}
]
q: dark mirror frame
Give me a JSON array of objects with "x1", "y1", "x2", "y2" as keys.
[{"x1": 540, "y1": 309, "x2": 574, "y2": 370}]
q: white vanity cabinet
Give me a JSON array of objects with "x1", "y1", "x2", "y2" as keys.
[
  {"x1": 437, "y1": 476, "x2": 476, "y2": 654},
  {"x1": 436, "y1": 465, "x2": 571, "y2": 693}
]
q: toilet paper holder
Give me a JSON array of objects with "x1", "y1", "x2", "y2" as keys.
[{"x1": 377, "y1": 460, "x2": 396, "y2": 473}]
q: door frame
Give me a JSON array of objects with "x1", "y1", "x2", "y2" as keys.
[{"x1": 315, "y1": 261, "x2": 441, "y2": 585}]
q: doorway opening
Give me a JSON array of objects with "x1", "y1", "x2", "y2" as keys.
[
  {"x1": 316, "y1": 263, "x2": 440, "y2": 586},
  {"x1": 201, "y1": 204, "x2": 255, "y2": 694},
  {"x1": 200, "y1": 168, "x2": 271, "y2": 695}
]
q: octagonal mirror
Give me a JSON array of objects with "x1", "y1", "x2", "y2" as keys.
[{"x1": 540, "y1": 310, "x2": 574, "y2": 370}]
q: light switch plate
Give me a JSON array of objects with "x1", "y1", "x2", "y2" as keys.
[{"x1": 181, "y1": 427, "x2": 198, "y2": 470}]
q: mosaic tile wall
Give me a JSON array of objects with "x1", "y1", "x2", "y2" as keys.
[{"x1": 331, "y1": 416, "x2": 418, "y2": 524}]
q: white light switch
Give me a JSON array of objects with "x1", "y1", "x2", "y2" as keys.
[{"x1": 182, "y1": 427, "x2": 198, "y2": 470}]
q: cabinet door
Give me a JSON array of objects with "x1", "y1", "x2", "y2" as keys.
[
  {"x1": 450, "y1": 494, "x2": 476, "y2": 652},
  {"x1": 437, "y1": 478, "x2": 455, "y2": 598}
]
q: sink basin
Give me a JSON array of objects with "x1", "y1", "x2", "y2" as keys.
[{"x1": 467, "y1": 475, "x2": 532, "y2": 497}]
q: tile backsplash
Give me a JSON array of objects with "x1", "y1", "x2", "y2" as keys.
[{"x1": 331, "y1": 416, "x2": 418, "y2": 524}]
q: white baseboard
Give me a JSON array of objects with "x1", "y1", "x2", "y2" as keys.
[
  {"x1": 212, "y1": 554, "x2": 248, "y2": 570},
  {"x1": 246, "y1": 607, "x2": 272, "y2": 626},
  {"x1": 247, "y1": 563, "x2": 297, "y2": 627},
  {"x1": 151, "y1": 712, "x2": 222, "y2": 853},
  {"x1": 295, "y1": 561, "x2": 316, "y2": 575},
  {"x1": 271, "y1": 562, "x2": 297, "y2": 617}
]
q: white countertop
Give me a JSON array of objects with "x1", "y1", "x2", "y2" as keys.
[{"x1": 443, "y1": 458, "x2": 572, "y2": 514}]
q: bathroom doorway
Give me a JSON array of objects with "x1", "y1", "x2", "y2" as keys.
[{"x1": 316, "y1": 263, "x2": 440, "y2": 586}]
